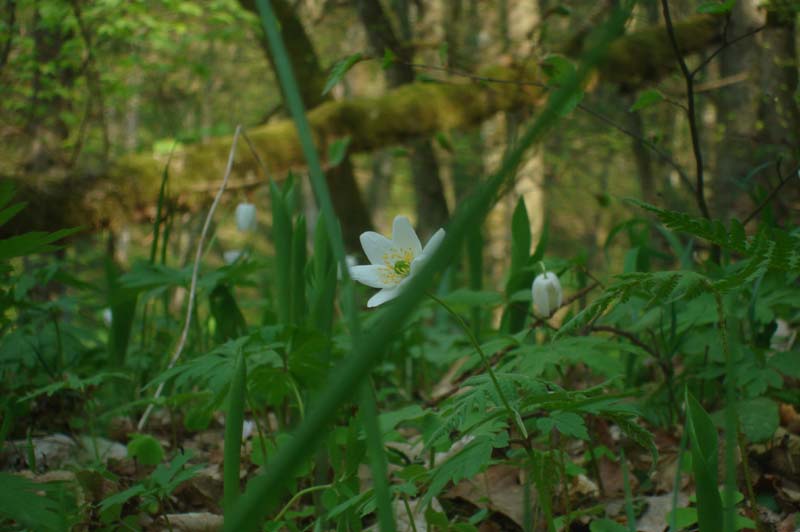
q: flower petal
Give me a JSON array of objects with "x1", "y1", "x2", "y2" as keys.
[
  {"x1": 367, "y1": 286, "x2": 401, "y2": 307},
  {"x1": 392, "y1": 216, "x2": 422, "y2": 257},
  {"x1": 360, "y1": 231, "x2": 394, "y2": 265},
  {"x1": 350, "y1": 264, "x2": 396, "y2": 288},
  {"x1": 532, "y1": 277, "x2": 551, "y2": 317},
  {"x1": 421, "y1": 228, "x2": 445, "y2": 256}
]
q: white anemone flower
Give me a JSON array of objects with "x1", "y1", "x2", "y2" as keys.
[
  {"x1": 235, "y1": 202, "x2": 257, "y2": 232},
  {"x1": 531, "y1": 271, "x2": 563, "y2": 318},
  {"x1": 351, "y1": 215, "x2": 445, "y2": 307}
]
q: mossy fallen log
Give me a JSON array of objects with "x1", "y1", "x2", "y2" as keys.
[{"x1": 11, "y1": 14, "x2": 722, "y2": 234}]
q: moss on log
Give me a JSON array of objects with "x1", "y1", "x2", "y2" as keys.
[{"x1": 13, "y1": 14, "x2": 721, "y2": 233}]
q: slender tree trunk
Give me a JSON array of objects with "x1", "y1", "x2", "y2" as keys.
[
  {"x1": 758, "y1": 6, "x2": 799, "y2": 159},
  {"x1": 239, "y1": 0, "x2": 372, "y2": 249},
  {"x1": 354, "y1": 0, "x2": 450, "y2": 240},
  {"x1": 713, "y1": 0, "x2": 766, "y2": 220}
]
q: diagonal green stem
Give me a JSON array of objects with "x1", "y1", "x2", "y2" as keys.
[{"x1": 427, "y1": 293, "x2": 527, "y2": 439}]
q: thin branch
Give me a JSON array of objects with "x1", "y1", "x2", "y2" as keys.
[
  {"x1": 588, "y1": 325, "x2": 658, "y2": 359},
  {"x1": 577, "y1": 102, "x2": 694, "y2": 192},
  {"x1": 743, "y1": 161, "x2": 800, "y2": 226},
  {"x1": 660, "y1": 0, "x2": 711, "y2": 221},
  {"x1": 137, "y1": 125, "x2": 243, "y2": 431},
  {"x1": 690, "y1": 23, "x2": 766, "y2": 79}
]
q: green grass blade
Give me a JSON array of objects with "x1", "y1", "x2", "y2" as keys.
[
  {"x1": 105, "y1": 258, "x2": 138, "y2": 365},
  {"x1": 290, "y1": 214, "x2": 307, "y2": 325},
  {"x1": 505, "y1": 197, "x2": 532, "y2": 332},
  {"x1": 309, "y1": 216, "x2": 336, "y2": 335},
  {"x1": 149, "y1": 146, "x2": 174, "y2": 263},
  {"x1": 224, "y1": 350, "x2": 247, "y2": 513},
  {"x1": 466, "y1": 225, "x2": 484, "y2": 336},
  {"x1": 685, "y1": 389, "x2": 723, "y2": 532},
  {"x1": 269, "y1": 179, "x2": 293, "y2": 324},
  {"x1": 620, "y1": 449, "x2": 636, "y2": 532},
  {"x1": 359, "y1": 381, "x2": 396, "y2": 531}
]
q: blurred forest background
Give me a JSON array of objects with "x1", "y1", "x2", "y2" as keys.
[{"x1": 3, "y1": 0, "x2": 796, "y2": 266}]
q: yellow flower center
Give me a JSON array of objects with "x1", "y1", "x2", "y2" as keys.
[
  {"x1": 378, "y1": 248, "x2": 415, "y2": 285},
  {"x1": 393, "y1": 260, "x2": 410, "y2": 276}
]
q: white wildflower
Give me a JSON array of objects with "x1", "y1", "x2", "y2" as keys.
[{"x1": 351, "y1": 215, "x2": 444, "y2": 307}]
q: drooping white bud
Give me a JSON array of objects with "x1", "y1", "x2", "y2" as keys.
[
  {"x1": 531, "y1": 271, "x2": 563, "y2": 318},
  {"x1": 235, "y1": 202, "x2": 257, "y2": 232},
  {"x1": 224, "y1": 249, "x2": 243, "y2": 264},
  {"x1": 337, "y1": 254, "x2": 359, "y2": 280}
]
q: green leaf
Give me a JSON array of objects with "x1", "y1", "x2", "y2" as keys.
[
  {"x1": 98, "y1": 484, "x2": 147, "y2": 514},
  {"x1": 0, "y1": 201, "x2": 26, "y2": 227},
  {"x1": 421, "y1": 436, "x2": 493, "y2": 508},
  {"x1": 322, "y1": 52, "x2": 363, "y2": 95},
  {"x1": 327, "y1": 136, "x2": 352, "y2": 167},
  {"x1": 378, "y1": 405, "x2": 426, "y2": 435},
  {"x1": 0, "y1": 181, "x2": 17, "y2": 211},
  {"x1": 697, "y1": 0, "x2": 735, "y2": 14},
  {"x1": 209, "y1": 283, "x2": 247, "y2": 343},
  {"x1": 738, "y1": 397, "x2": 778, "y2": 443},
  {"x1": 127, "y1": 434, "x2": 165, "y2": 466},
  {"x1": 224, "y1": 350, "x2": 247, "y2": 511},
  {"x1": 629, "y1": 89, "x2": 664, "y2": 111},
  {"x1": 685, "y1": 390, "x2": 724, "y2": 532},
  {"x1": 441, "y1": 289, "x2": 504, "y2": 309},
  {"x1": 0, "y1": 227, "x2": 82, "y2": 262},
  {"x1": 435, "y1": 131, "x2": 454, "y2": 152},
  {"x1": 666, "y1": 506, "x2": 698, "y2": 530},
  {"x1": 0, "y1": 473, "x2": 73, "y2": 531},
  {"x1": 538, "y1": 411, "x2": 589, "y2": 440},
  {"x1": 381, "y1": 48, "x2": 396, "y2": 70},
  {"x1": 106, "y1": 259, "x2": 138, "y2": 365}
]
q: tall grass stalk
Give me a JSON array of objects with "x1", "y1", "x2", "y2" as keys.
[
  {"x1": 138, "y1": 126, "x2": 242, "y2": 431},
  {"x1": 223, "y1": 349, "x2": 247, "y2": 512},
  {"x1": 225, "y1": 4, "x2": 630, "y2": 530}
]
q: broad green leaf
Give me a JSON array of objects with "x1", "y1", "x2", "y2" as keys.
[
  {"x1": 327, "y1": 136, "x2": 352, "y2": 167},
  {"x1": 629, "y1": 89, "x2": 664, "y2": 111},
  {"x1": 0, "y1": 227, "x2": 82, "y2": 262},
  {"x1": 738, "y1": 397, "x2": 778, "y2": 443},
  {"x1": 421, "y1": 436, "x2": 493, "y2": 508},
  {"x1": 0, "y1": 473, "x2": 73, "y2": 531},
  {"x1": 322, "y1": 53, "x2": 363, "y2": 95},
  {"x1": 127, "y1": 434, "x2": 164, "y2": 466}
]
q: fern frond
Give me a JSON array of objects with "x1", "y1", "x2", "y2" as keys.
[{"x1": 631, "y1": 200, "x2": 800, "y2": 272}]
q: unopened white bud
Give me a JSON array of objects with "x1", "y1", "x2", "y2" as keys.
[
  {"x1": 532, "y1": 271, "x2": 563, "y2": 318},
  {"x1": 235, "y1": 203, "x2": 257, "y2": 232},
  {"x1": 224, "y1": 250, "x2": 243, "y2": 264}
]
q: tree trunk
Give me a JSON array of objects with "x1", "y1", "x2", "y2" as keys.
[
  {"x1": 354, "y1": 0, "x2": 450, "y2": 240},
  {"x1": 712, "y1": 0, "x2": 766, "y2": 220},
  {"x1": 239, "y1": 0, "x2": 372, "y2": 249}
]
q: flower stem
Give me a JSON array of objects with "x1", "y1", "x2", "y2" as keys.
[{"x1": 427, "y1": 293, "x2": 528, "y2": 439}]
